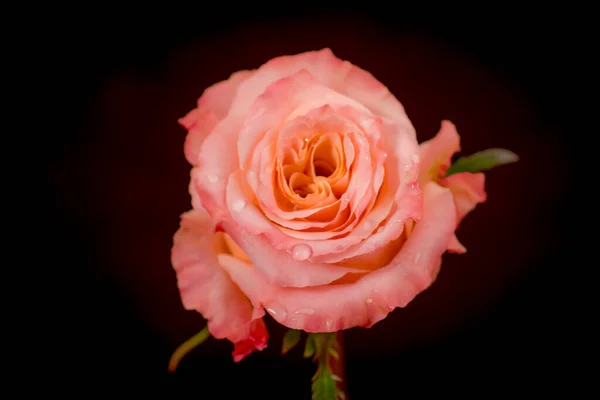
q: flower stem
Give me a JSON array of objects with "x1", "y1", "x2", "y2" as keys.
[
  {"x1": 331, "y1": 332, "x2": 347, "y2": 398},
  {"x1": 168, "y1": 326, "x2": 210, "y2": 373}
]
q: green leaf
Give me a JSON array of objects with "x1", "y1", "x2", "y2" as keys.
[
  {"x1": 168, "y1": 326, "x2": 211, "y2": 373},
  {"x1": 304, "y1": 334, "x2": 316, "y2": 359},
  {"x1": 445, "y1": 148, "x2": 519, "y2": 177},
  {"x1": 328, "y1": 347, "x2": 339, "y2": 360},
  {"x1": 282, "y1": 329, "x2": 302, "y2": 355},
  {"x1": 312, "y1": 366, "x2": 339, "y2": 400}
]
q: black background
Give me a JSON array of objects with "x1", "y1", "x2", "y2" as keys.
[{"x1": 46, "y1": 5, "x2": 581, "y2": 398}]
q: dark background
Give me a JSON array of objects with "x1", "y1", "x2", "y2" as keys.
[{"x1": 47, "y1": 6, "x2": 580, "y2": 398}]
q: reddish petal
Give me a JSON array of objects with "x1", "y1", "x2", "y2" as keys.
[{"x1": 232, "y1": 319, "x2": 269, "y2": 362}]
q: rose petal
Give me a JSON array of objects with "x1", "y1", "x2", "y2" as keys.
[
  {"x1": 441, "y1": 172, "x2": 487, "y2": 254},
  {"x1": 227, "y1": 48, "x2": 412, "y2": 130},
  {"x1": 419, "y1": 120, "x2": 461, "y2": 183},
  {"x1": 311, "y1": 117, "x2": 423, "y2": 263},
  {"x1": 171, "y1": 208, "x2": 268, "y2": 357},
  {"x1": 232, "y1": 319, "x2": 269, "y2": 362},
  {"x1": 219, "y1": 182, "x2": 456, "y2": 332},
  {"x1": 219, "y1": 210, "x2": 367, "y2": 288},
  {"x1": 419, "y1": 121, "x2": 487, "y2": 253},
  {"x1": 196, "y1": 70, "x2": 254, "y2": 120},
  {"x1": 443, "y1": 172, "x2": 487, "y2": 223},
  {"x1": 179, "y1": 70, "x2": 253, "y2": 166}
]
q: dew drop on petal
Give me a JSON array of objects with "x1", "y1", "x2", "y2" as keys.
[
  {"x1": 414, "y1": 252, "x2": 421, "y2": 263},
  {"x1": 294, "y1": 307, "x2": 316, "y2": 315},
  {"x1": 325, "y1": 318, "x2": 333, "y2": 330},
  {"x1": 231, "y1": 199, "x2": 247, "y2": 212},
  {"x1": 408, "y1": 181, "x2": 419, "y2": 194},
  {"x1": 366, "y1": 297, "x2": 373, "y2": 304},
  {"x1": 266, "y1": 302, "x2": 288, "y2": 321},
  {"x1": 292, "y1": 244, "x2": 312, "y2": 260}
]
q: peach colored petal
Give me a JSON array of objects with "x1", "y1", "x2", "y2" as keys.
[
  {"x1": 442, "y1": 172, "x2": 487, "y2": 223},
  {"x1": 418, "y1": 120, "x2": 461, "y2": 184},
  {"x1": 171, "y1": 209, "x2": 268, "y2": 360},
  {"x1": 238, "y1": 70, "x2": 369, "y2": 173},
  {"x1": 441, "y1": 172, "x2": 487, "y2": 254},
  {"x1": 219, "y1": 182, "x2": 456, "y2": 332},
  {"x1": 197, "y1": 70, "x2": 255, "y2": 120},
  {"x1": 179, "y1": 110, "x2": 219, "y2": 166},
  {"x1": 447, "y1": 234, "x2": 467, "y2": 254},
  {"x1": 218, "y1": 216, "x2": 367, "y2": 288},
  {"x1": 227, "y1": 48, "x2": 412, "y2": 131},
  {"x1": 179, "y1": 70, "x2": 253, "y2": 166},
  {"x1": 312, "y1": 117, "x2": 423, "y2": 263},
  {"x1": 418, "y1": 121, "x2": 487, "y2": 253}
]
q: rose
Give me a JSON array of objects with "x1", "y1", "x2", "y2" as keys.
[{"x1": 171, "y1": 49, "x2": 485, "y2": 362}]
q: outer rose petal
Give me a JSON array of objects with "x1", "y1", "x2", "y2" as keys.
[
  {"x1": 442, "y1": 172, "x2": 487, "y2": 223},
  {"x1": 218, "y1": 183, "x2": 456, "y2": 332},
  {"x1": 179, "y1": 70, "x2": 254, "y2": 165},
  {"x1": 418, "y1": 120, "x2": 460, "y2": 183},
  {"x1": 171, "y1": 208, "x2": 268, "y2": 361},
  {"x1": 419, "y1": 120, "x2": 488, "y2": 253},
  {"x1": 442, "y1": 172, "x2": 487, "y2": 253},
  {"x1": 228, "y1": 49, "x2": 412, "y2": 130},
  {"x1": 232, "y1": 319, "x2": 268, "y2": 362}
]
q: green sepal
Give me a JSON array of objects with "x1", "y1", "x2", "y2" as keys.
[
  {"x1": 445, "y1": 148, "x2": 518, "y2": 177},
  {"x1": 282, "y1": 329, "x2": 302, "y2": 355}
]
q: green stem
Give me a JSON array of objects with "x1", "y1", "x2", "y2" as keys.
[
  {"x1": 330, "y1": 332, "x2": 347, "y2": 398},
  {"x1": 168, "y1": 326, "x2": 210, "y2": 373}
]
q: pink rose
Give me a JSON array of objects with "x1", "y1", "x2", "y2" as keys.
[{"x1": 171, "y1": 49, "x2": 481, "y2": 361}]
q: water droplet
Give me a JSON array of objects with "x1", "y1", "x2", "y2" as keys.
[
  {"x1": 231, "y1": 199, "x2": 246, "y2": 211},
  {"x1": 304, "y1": 137, "x2": 309, "y2": 143},
  {"x1": 207, "y1": 173, "x2": 219, "y2": 183},
  {"x1": 294, "y1": 307, "x2": 316, "y2": 315},
  {"x1": 408, "y1": 181, "x2": 419, "y2": 194},
  {"x1": 414, "y1": 252, "x2": 421, "y2": 263},
  {"x1": 266, "y1": 302, "x2": 288, "y2": 321},
  {"x1": 366, "y1": 297, "x2": 373, "y2": 304},
  {"x1": 383, "y1": 152, "x2": 388, "y2": 159},
  {"x1": 325, "y1": 318, "x2": 333, "y2": 330},
  {"x1": 292, "y1": 244, "x2": 312, "y2": 260},
  {"x1": 411, "y1": 154, "x2": 420, "y2": 163}
]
